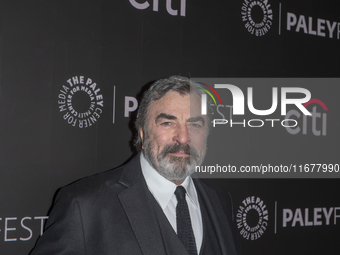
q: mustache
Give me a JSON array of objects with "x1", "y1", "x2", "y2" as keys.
[{"x1": 160, "y1": 144, "x2": 199, "y2": 158}]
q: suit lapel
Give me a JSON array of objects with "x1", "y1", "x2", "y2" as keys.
[
  {"x1": 117, "y1": 154, "x2": 237, "y2": 255},
  {"x1": 194, "y1": 179, "x2": 238, "y2": 255},
  {"x1": 118, "y1": 154, "x2": 167, "y2": 255}
]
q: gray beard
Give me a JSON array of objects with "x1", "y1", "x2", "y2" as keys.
[{"x1": 143, "y1": 141, "x2": 204, "y2": 181}]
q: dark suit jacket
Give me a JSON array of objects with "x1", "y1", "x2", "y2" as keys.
[{"x1": 30, "y1": 154, "x2": 241, "y2": 255}]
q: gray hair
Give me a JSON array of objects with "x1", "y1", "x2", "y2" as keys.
[{"x1": 134, "y1": 75, "x2": 204, "y2": 151}]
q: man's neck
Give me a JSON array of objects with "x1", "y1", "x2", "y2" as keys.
[{"x1": 172, "y1": 179, "x2": 185, "y2": 185}]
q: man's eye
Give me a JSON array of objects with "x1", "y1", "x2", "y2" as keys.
[
  {"x1": 190, "y1": 123, "x2": 202, "y2": 128},
  {"x1": 161, "y1": 122, "x2": 172, "y2": 126}
]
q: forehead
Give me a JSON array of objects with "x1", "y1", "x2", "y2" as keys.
[{"x1": 148, "y1": 91, "x2": 202, "y2": 119}]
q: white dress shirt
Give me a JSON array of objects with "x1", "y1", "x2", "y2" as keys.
[{"x1": 140, "y1": 153, "x2": 203, "y2": 252}]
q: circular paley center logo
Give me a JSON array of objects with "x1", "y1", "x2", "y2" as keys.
[
  {"x1": 241, "y1": 0, "x2": 273, "y2": 36},
  {"x1": 57, "y1": 76, "x2": 104, "y2": 128},
  {"x1": 236, "y1": 196, "x2": 268, "y2": 240}
]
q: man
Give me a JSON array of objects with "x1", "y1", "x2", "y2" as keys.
[{"x1": 30, "y1": 76, "x2": 241, "y2": 255}]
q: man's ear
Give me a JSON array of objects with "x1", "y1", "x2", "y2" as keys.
[{"x1": 139, "y1": 128, "x2": 144, "y2": 149}]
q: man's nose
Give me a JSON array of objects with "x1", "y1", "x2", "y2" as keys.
[{"x1": 173, "y1": 125, "x2": 190, "y2": 144}]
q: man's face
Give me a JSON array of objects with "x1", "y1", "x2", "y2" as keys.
[{"x1": 141, "y1": 91, "x2": 207, "y2": 183}]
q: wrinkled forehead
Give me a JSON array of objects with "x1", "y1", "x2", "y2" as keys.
[{"x1": 147, "y1": 90, "x2": 204, "y2": 122}]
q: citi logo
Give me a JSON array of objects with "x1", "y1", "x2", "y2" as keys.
[
  {"x1": 129, "y1": 0, "x2": 186, "y2": 17},
  {"x1": 285, "y1": 99, "x2": 328, "y2": 136}
]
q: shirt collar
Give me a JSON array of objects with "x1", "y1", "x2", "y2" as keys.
[{"x1": 140, "y1": 153, "x2": 199, "y2": 209}]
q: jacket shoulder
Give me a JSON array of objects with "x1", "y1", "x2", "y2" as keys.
[
  {"x1": 59, "y1": 153, "x2": 142, "y2": 199},
  {"x1": 61, "y1": 165, "x2": 125, "y2": 197}
]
